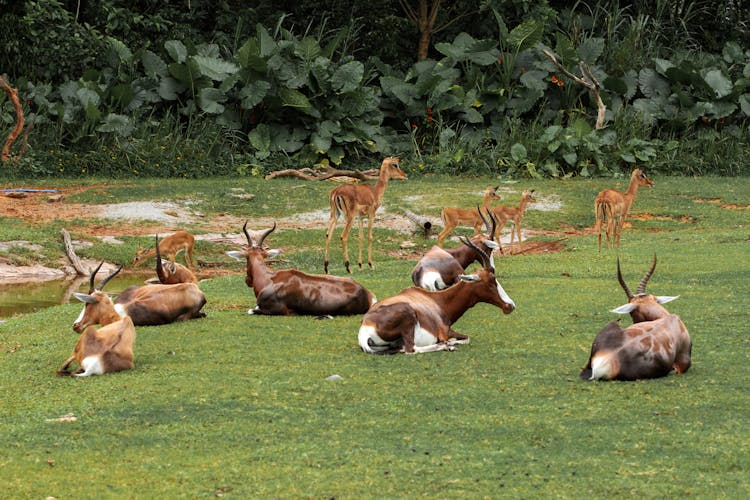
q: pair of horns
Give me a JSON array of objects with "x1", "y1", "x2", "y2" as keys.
[
  {"x1": 459, "y1": 236, "x2": 493, "y2": 271},
  {"x1": 243, "y1": 221, "x2": 276, "y2": 248},
  {"x1": 477, "y1": 206, "x2": 497, "y2": 239},
  {"x1": 87, "y1": 261, "x2": 122, "y2": 293},
  {"x1": 617, "y1": 254, "x2": 657, "y2": 299}
]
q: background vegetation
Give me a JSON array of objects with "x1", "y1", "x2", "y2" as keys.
[
  {"x1": 1, "y1": 174, "x2": 749, "y2": 496},
  {"x1": 1, "y1": 0, "x2": 749, "y2": 179}
]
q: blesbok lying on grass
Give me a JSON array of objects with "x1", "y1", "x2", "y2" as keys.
[
  {"x1": 113, "y1": 279, "x2": 207, "y2": 326},
  {"x1": 324, "y1": 156, "x2": 408, "y2": 274},
  {"x1": 132, "y1": 230, "x2": 196, "y2": 269},
  {"x1": 437, "y1": 186, "x2": 500, "y2": 247},
  {"x1": 228, "y1": 222, "x2": 376, "y2": 316},
  {"x1": 154, "y1": 235, "x2": 197, "y2": 284},
  {"x1": 359, "y1": 238, "x2": 515, "y2": 354},
  {"x1": 412, "y1": 208, "x2": 500, "y2": 291},
  {"x1": 60, "y1": 263, "x2": 135, "y2": 377},
  {"x1": 490, "y1": 189, "x2": 536, "y2": 253},
  {"x1": 580, "y1": 255, "x2": 691, "y2": 381},
  {"x1": 594, "y1": 168, "x2": 654, "y2": 250}
]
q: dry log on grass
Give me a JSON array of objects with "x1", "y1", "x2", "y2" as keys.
[
  {"x1": 265, "y1": 165, "x2": 379, "y2": 181},
  {"x1": 61, "y1": 228, "x2": 88, "y2": 276},
  {"x1": 404, "y1": 210, "x2": 436, "y2": 238}
]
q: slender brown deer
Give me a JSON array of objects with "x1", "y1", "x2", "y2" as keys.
[
  {"x1": 132, "y1": 230, "x2": 196, "y2": 269},
  {"x1": 489, "y1": 189, "x2": 536, "y2": 253},
  {"x1": 436, "y1": 186, "x2": 501, "y2": 247},
  {"x1": 580, "y1": 255, "x2": 691, "y2": 381},
  {"x1": 324, "y1": 157, "x2": 408, "y2": 273},
  {"x1": 59, "y1": 263, "x2": 135, "y2": 377},
  {"x1": 594, "y1": 168, "x2": 654, "y2": 250},
  {"x1": 154, "y1": 235, "x2": 197, "y2": 284}
]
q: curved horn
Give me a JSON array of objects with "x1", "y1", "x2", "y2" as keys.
[
  {"x1": 257, "y1": 222, "x2": 276, "y2": 248},
  {"x1": 459, "y1": 236, "x2": 492, "y2": 270},
  {"x1": 88, "y1": 261, "x2": 104, "y2": 293},
  {"x1": 616, "y1": 257, "x2": 634, "y2": 299},
  {"x1": 155, "y1": 235, "x2": 166, "y2": 283},
  {"x1": 242, "y1": 220, "x2": 253, "y2": 246},
  {"x1": 636, "y1": 253, "x2": 658, "y2": 295},
  {"x1": 96, "y1": 265, "x2": 122, "y2": 291}
]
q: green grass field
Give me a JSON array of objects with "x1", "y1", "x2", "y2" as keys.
[{"x1": 1, "y1": 174, "x2": 749, "y2": 497}]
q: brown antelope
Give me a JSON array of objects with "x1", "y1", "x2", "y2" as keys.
[
  {"x1": 132, "y1": 230, "x2": 196, "y2": 269},
  {"x1": 412, "y1": 208, "x2": 500, "y2": 291},
  {"x1": 60, "y1": 263, "x2": 135, "y2": 377},
  {"x1": 580, "y1": 255, "x2": 691, "y2": 381},
  {"x1": 359, "y1": 238, "x2": 515, "y2": 354},
  {"x1": 594, "y1": 168, "x2": 654, "y2": 250},
  {"x1": 154, "y1": 235, "x2": 197, "y2": 284},
  {"x1": 228, "y1": 222, "x2": 376, "y2": 316},
  {"x1": 489, "y1": 189, "x2": 536, "y2": 253},
  {"x1": 113, "y1": 280, "x2": 207, "y2": 326},
  {"x1": 324, "y1": 156, "x2": 408, "y2": 273},
  {"x1": 436, "y1": 186, "x2": 501, "y2": 247}
]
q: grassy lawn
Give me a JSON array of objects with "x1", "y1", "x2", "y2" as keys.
[{"x1": 1, "y1": 174, "x2": 749, "y2": 497}]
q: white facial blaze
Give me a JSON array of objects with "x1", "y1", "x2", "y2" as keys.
[
  {"x1": 496, "y1": 280, "x2": 515, "y2": 308},
  {"x1": 73, "y1": 306, "x2": 86, "y2": 328}
]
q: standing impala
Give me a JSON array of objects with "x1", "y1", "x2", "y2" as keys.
[
  {"x1": 437, "y1": 186, "x2": 501, "y2": 247},
  {"x1": 60, "y1": 262, "x2": 135, "y2": 377},
  {"x1": 594, "y1": 168, "x2": 654, "y2": 250},
  {"x1": 580, "y1": 255, "x2": 691, "y2": 381},
  {"x1": 324, "y1": 156, "x2": 408, "y2": 273},
  {"x1": 154, "y1": 235, "x2": 197, "y2": 284},
  {"x1": 133, "y1": 230, "x2": 196, "y2": 269},
  {"x1": 359, "y1": 238, "x2": 515, "y2": 354},
  {"x1": 490, "y1": 189, "x2": 536, "y2": 253},
  {"x1": 228, "y1": 222, "x2": 376, "y2": 316}
]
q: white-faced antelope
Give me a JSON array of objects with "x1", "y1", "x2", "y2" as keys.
[
  {"x1": 132, "y1": 230, "x2": 196, "y2": 269},
  {"x1": 324, "y1": 156, "x2": 408, "y2": 273},
  {"x1": 113, "y1": 279, "x2": 207, "y2": 326},
  {"x1": 594, "y1": 168, "x2": 654, "y2": 250},
  {"x1": 228, "y1": 222, "x2": 376, "y2": 316},
  {"x1": 580, "y1": 255, "x2": 691, "y2": 381},
  {"x1": 437, "y1": 186, "x2": 501, "y2": 247},
  {"x1": 412, "y1": 208, "x2": 500, "y2": 291},
  {"x1": 154, "y1": 235, "x2": 197, "y2": 284},
  {"x1": 359, "y1": 238, "x2": 515, "y2": 354},
  {"x1": 60, "y1": 263, "x2": 135, "y2": 377}
]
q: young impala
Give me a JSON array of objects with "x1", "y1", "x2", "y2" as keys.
[
  {"x1": 489, "y1": 189, "x2": 536, "y2": 253},
  {"x1": 437, "y1": 186, "x2": 501, "y2": 247},
  {"x1": 580, "y1": 255, "x2": 691, "y2": 381},
  {"x1": 359, "y1": 238, "x2": 515, "y2": 354},
  {"x1": 154, "y1": 235, "x2": 197, "y2": 284},
  {"x1": 60, "y1": 263, "x2": 135, "y2": 377},
  {"x1": 324, "y1": 156, "x2": 408, "y2": 273},
  {"x1": 132, "y1": 230, "x2": 196, "y2": 269},
  {"x1": 594, "y1": 168, "x2": 654, "y2": 250}
]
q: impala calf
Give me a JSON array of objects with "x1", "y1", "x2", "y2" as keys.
[
  {"x1": 437, "y1": 186, "x2": 500, "y2": 247},
  {"x1": 60, "y1": 263, "x2": 135, "y2": 377},
  {"x1": 154, "y1": 235, "x2": 197, "y2": 284},
  {"x1": 324, "y1": 156, "x2": 408, "y2": 273},
  {"x1": 359, "y1": 238, "x2": 514, "y2": 354},
  {"x1": 490, "y1": 189, "x2": 536, "y2": 252},
  {"x1": 580, "y1": 255, "x2": 691, "y2": 381},
  {"x1": 133, "y1": 230, "x2": 196, "y2": 269},
  {"x1": 228, "y1": 222, "x2": 376, "y2": 316},
  {"x1": 412, "y1": 208, "x2": 500, "y2": 291},
  {"x1": 594, "y1": 168, "x2": 654, "y2": 250}
]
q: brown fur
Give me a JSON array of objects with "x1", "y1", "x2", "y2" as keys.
[{"x1": 594, "y1": 169, "x2": 654, "y2": 250}]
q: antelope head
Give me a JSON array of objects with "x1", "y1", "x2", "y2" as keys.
[
  {"x1": 458, "y1": 236, "x2": 515, "y2": 314},
  {"x1": 72, "y1": 262, "x2": 123, "y2": 333},
  {"x1": 611, "y1": 254, "x2": 679, "y2": 323},
  {"x1": 226, "y1": 221, "x2": 282, "y2": 287}
]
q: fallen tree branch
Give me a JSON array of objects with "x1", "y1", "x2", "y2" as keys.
[
  {"x1": 0, "y1": 74, "x2": 26, "y2": 162},
  {"x1": 542, "y1": 49, "x2": 606, "y2": 129},
  {"x1": 61, "y1": 228, "x2": 88, "y2": 276},
  {"x1": 265, "y1": 165, "x2": 379, "y2": 181},
  {"x1": 404, "y1": 210, "x2": 436, "y2": 238}
]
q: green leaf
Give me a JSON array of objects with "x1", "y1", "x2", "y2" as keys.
[
  {"x1": 331, "y1": 61, "x2": 364, "y2": 93},
  {"x1": 278, "y1": 87, "x2": 313, "y2": 115},
  {"x1": 510, "y1": 143, "x2": 527, "y2": 162},
  {"x1": 256, "y1": 24, "x2": 276, "y2": 57},
  {"x1": 295, "y1": 37, "x2": 321, "y2": 60},
  {"x1": 740, "y1": 94, "x2": 750, "y2": 116},
  {"x1": 142, "y1": 50, "x2": 168, "y2": 78},
  {"x1": 198, "y1": 87, "x2": 227, "y2": 114},
  {"x1": 192, "y1": 55, "x2": 239, "y2": 81},
  {"x1": 577, "y1": 37, "x2": 604, "y2": 65},
  {"x1": 508, "y1": 19, "x2": 543, "y2": 52},
  {"x1": 638, "y1": 68, "x2": 670, "y2": 99},
  {"x1": 460, "y1": 108, "x2": 484, "y2": 123},
  {"x1": 165, "y1": 40, "x2": 188, "y2": 63},
  {"x1": 96, "y1": 113, "x2": 133, "y2": 137},
  {"x1": 520, "y1": 69, "x2": 547, "y2": 91},
  {"x1": 654, "y1": 58, "x2": 675, "y2": 76},
  {"x1": 107, "y1": 37, "x2": 133, "y2": 63},
  {"x1": 248, "y1": 124, "x2": 271, "y2": 157},
  {"x1": 554, "y1": 34, "x2": 578, "y2": 66},
  {"x1": 158, "y1": 77, "x2": 186, "y2": 100},
  {"x1": 603, "y1": 76, "x2": 628, "y2": 95},
  {"x1": 704, "y1": 69, "x2": 733, "y2": 99},
  {"x1": 239, "y1": 81, "x2": 271, "y2": 109},
  {"x1": 540, "y1": 125, "x2": 562, "y2": 143},
  {"x1": 76, "y1": 88, "x2": 100, "y2": 108}
]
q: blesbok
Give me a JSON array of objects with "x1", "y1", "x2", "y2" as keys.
[
  {"x1": 594, "y1": 168, "x2": 654, "y2": 250},
  {"x1": 132, "y1": 230, "x2": 196, "y2": 269},
  {"x1": 59, "y1": 263, "x2": 135, "y2": 377},
  {"x1": 154, "y1": 235, "x2": 197, "y2": 284},
  {"x1": 324, "y1": 156, "x2": 408, "y2": 273},
  {"x1": 359, "y1": 238, "x2": 515, "y2": 354},
  {"x1": 436, "y1": 186, "x2": 501, "y2": 247},
  {"x1": 490, "y1": 189, "x2": 536, "y2": 253},
  {"x1": 113, "y1": 279, "x2": 207, "y2": 326},
  {"x1": 580, "y1": 255, "x2": 691, "y2": 381},
  {"x1": 412, "y1": 208, "x2": 500, "y2": 291},
  {"x1": 228, "y1": 222, "x2": 376, "y2": 316}
]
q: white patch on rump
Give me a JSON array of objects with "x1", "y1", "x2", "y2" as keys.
[
  {"x1": 590, "y1": 352, "x2": 614, "y2": 380},
  {"x1": 75, "y1": 356, "x2": 104, "y2": 377},
  {"x1": 413, "y1": 322, "x2": 438, "y2": 347},
  {"x1": 420, "y1": 271, "x2": 447, "y2": 291}
]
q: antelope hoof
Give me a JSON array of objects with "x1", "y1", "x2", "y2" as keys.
[
  {"x1": 324, "y1": 261, "x2": 329, "y2": 274},
  {"x1": 345, "y1": 261, "x2": 351, "y2": 274}
]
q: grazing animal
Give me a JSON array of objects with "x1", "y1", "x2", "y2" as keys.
[
  {"x1": 594, "y1": 168, "x2": 654, "y2": 250},
  {"x1": 437, "y1": 186, "x2": 501, "y2": 247},
  {"x1": 489, "y1": 189, "x2": 536, "y2": 253},
  {"x1": 60, "y1": 263, "x2": 135, "y2": 377},
  {"x1": 580, "y1": 255, "x2": 691, "y2": 381},
  {"x1": 359, "y1": 238, "x2": 515, "y2": 354},
  {"x1": 324, "y1": 156, "x2": 408, "y2": 273},
  {"x1": 412, "y1": 208, "x2": 500, "y2": 291},
  {"x1": 132, "y1": 230, "x2": 196, "y2": 269},
  {"x1": 228, "y1": 222, "x2": 376, "y2": 316},
  {"x1": 154, "y1": 235, "x2": 197, "y2": 284}
]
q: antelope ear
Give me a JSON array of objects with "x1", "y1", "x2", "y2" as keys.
[
  {"x1": 73, "y1": 293, "x2": 97, "y2": 304},
  {"x1": 267, "y1": 249, "x2": 282, "y2": 259},
  {"x1": 458, "y1": 274, "x2": 480, "y2": 283},
  {"x1": 225, "y1": 251, "x2": 245, "y2": 261},
  {"x1": 656, "y1": 295, "x2": 679, "y2": 304},
  {"x1": 481, "y1": 239, "x2": 499, "y2": 249},
  {"x1": 611, "y1": 303, "x2": 637, "y2": 314}
]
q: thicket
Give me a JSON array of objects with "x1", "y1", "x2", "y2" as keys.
[{"x1": 1, "y1": 0, "x2": 749, "y2": 178}]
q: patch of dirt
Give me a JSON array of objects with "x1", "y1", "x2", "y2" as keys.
[
  {"x1": 693, "y1": 198, "x2": 750, "y2": 209},
  {"x1": 629, "y1": 213, "x2": 697, "y2": 223}
]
